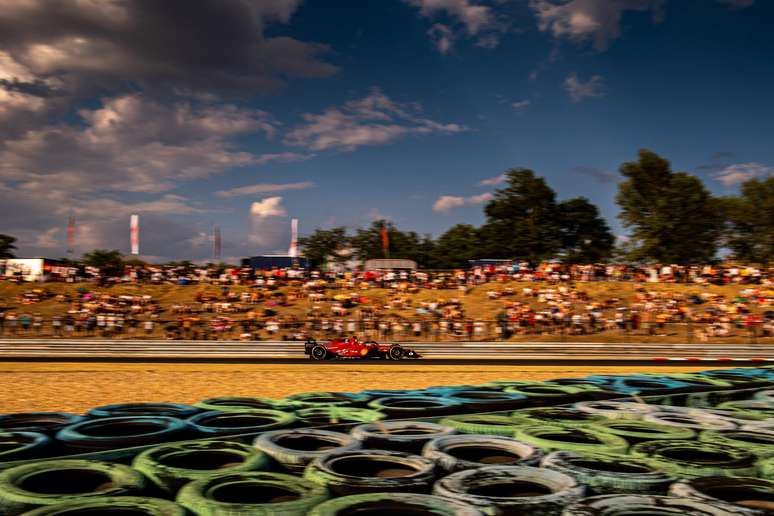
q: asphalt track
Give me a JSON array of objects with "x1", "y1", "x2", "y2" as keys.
[{"x1": 0, "y1": 339, "x2": 772, "y2": 365}]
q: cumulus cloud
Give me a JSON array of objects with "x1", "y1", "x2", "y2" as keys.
[
  {"x1": 479, "y1": 174, "x2": 507, "y2": 186},
  {"x1": 433, "y1": 192, "x2": 493, "y2": 212},
  {"x1": 285, "y1": 88, "x2": 468, "y2": 152},
  {"x1": 530, "y1": 0, "x2": 663, "y2": 50},
  {"x1": 217, "y1": 181, "x2": 314, "y2": 198},
  {"x1": 249, "y1": 197, "x2": 290, "y2": 250},
  {"x1": 406, "y1": 0, "x2": 509, "y2": 51},
  {"x1": 564, "y1": 73, "x2": 606, "y2": 102},
  {"x1": 713, "y1": 162, "x2": 773, "y2": 186}
]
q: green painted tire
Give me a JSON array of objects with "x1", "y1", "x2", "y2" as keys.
[
  {"x1": 20, "y1": 496, "x2": 186, "y2": 515},
  {"x1": 187, "y1": 410, "x2": 295, "y2": 437},
  {"x1": 294, "y1": 407, "x2": 385, "y2": 426},
  {"x1": 716, "y1": 401, "x2": 774, "y2": 419},
  {"x1": 630, "y1": 440, "x2": 759, "y2": 478},
  {"x1": 642, "y1": 411, "x2": 737, "y2": 431},
  {"x1": 284, "y1": 392, "x2": 370, "y2": 409},
  {"x1": 511, "y1": 407, "x2": 602, "y2": 426},
  {"x1": 699, "y1": 430, "x2": 774, "y2": 458},
  {"x1": 132, "y1": 439, "x2": 270, "y2": 494},
  {"x1": 194, "y1": 397, "x2": 284, "y2": 412},
  {"x1": 573, "y1": 401, "x2": 654, "y2": 420},
  {"x1": 0, "y1": 459, "x2": 145, "y2": 515},
  {"x1": 423, "y1": 435, "x2": 543, "y2": 473},
  {"x1": 670, "y1": 476, "x2": 774, "y2": 515},
  {"x1": 303, "y1": 449, "x2": 436, "y2": 497},
  {"x1": 176, "y1": 471, "x2": 328, "y2": 516},
  {"x1": 562, "y1": 494, "x2": 743, "y2": 515},
  {"x1": 0, "y1": 432, "x2": 50, "y2": 462},
  {"x1": 367, "y1": 396, "x2": 462, "y2": 418},
  {"x1": 541, "y1": 451, "x2": 673, "y2": 495},
  {"x1": 307, "y1": 492, "x2": 484, "y2": 516},
  {"x1": 588, "y1": 419, "x2": 696, "y2": 444},
  {"x1": 254, "y1": 429, "x2": 361, "y2": 473},
  {"x1": 439, "y1": 414, "x2": 523, "y2": 437},
  {"x1": 433, "y1": 465, "x2": 583, "y2": 515},
  {"x1": 350, "y1": 421, "x2": 456, "y2": 453},
  {"x1": 759, "y1": 456, "x2": 774, "y2": 479},
  {"x1": 514, "y1": 424, "x2": 629, "y2": 454},
  {"x1": 503, "y1": 384, "x2": 601, "y2": 397}
]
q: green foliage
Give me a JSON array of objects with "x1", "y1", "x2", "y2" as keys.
[
  {"x1": 721, "y1": 176, "x2": 774, "y2": 263},
  {"x1": 556, "y1": 197, "x2": 614, "y2": 263},
  {"x1": 433, "y1": 224, "x2": 481, "y2": 268},
  {"x1": 81, "y1": 249, "x2": 124, "y2": 276},
  {"x1": 350, "y1": 220, "x2": 436, "y2": 268},
  {"x1": 616, "y1": 149, "x2": 722, "y2": 263},
  {"x1": 0, "y1": 234, "x2": 17, "y2": 259},
  {"x1": 297, "y1": 227, "x2": 349, "y2": 267}
]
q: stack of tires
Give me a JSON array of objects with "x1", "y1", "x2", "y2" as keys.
[{"x1": 0, "y1": 366, "x2": 772, "y2": 514}]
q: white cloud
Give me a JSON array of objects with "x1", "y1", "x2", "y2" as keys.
[
  {"x1": 285, "y1": 88, "x2": 468, "y2": 152},
  {"x1": 428, "y1": 24, "x2": 456, "y2": 54},
  {"x1": 479, "y1": 174, "x2": 507, "y2": 186},
  {"x1": 530, "y1": 0, "x2": 663, "y2": 50},
  {"x1": 511, "y1": 100, "x2": 531, "y2": 111},
  {"x1": 713, "y1": 162, "x2": 773, "y2": 186},
  {"x1": 216, "y1": 181, "x2": 315, "y2": 198},
  {"x1": 406, "y1": 0, "x2": 508, "y2": 51},
  {"x1": 250, "y1": 197, "x2": 288, "y2": 218},
  {"x1": 433, "y1": 192, "x2": 493, "y2": 212},
  {"x1": 249, "y1": 197, "x2": 290, "y2": 250},
  {"x1": 564, "y1": 73, "x2": 606, "y2": 102}
]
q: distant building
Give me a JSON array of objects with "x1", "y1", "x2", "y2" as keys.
[
  {"x1": 0, "y1": 258, "x2": 71, "y2": 281},
  {"x1": 242, "y1": 255, "x2": 310, "y2": 270},
  {"x1": 364, "y1": 258, "x2": 417, "y2": 271}
]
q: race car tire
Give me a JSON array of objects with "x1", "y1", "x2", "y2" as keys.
[
  {"x1": 0, "y1": 459, "x2": 145, "y2": 515},
  {"x1": 350, "y1": 421, "x2": 456, "y2": 453},
  {"x1": 642, "y1": 411, "x2": 737, "y2": 431},
  {"x1": 20, "y1": 496, "x2": 186, "y2": 516},
  {"x1": 367, "y1": 396, "x2": 463, "y2": 417},
  {"x1": 254, "y1": 428, "x2": 361, "y2": 473},
  {"x1": 285, "y1": 392, "x2": 370, "y2": 409},
  {"x1": 588, "y1": 419, "x2": 696, "y2": 444},
  {"x1": 433, "y1": 465, "x2": 583, "y2": 516},
  {"x1": 439, "y1": 414, "x2": 524, "y2": 437},
  {"x1": 132, "y1": 439, "x2": 270, "y2": 494},
  {"x1": 630, "y1": 440, "x2": 759, "y2": 478},
  {"x1": 311, "y1": 345, "x2": 328, "y2": 361},
  {"x1": 87, "y1": 402, "x2": 200, "y2": 419},
  {"x1": 573, "y1": 401, "x2": 655, "y2": 420},
  {"x1": 55, "y1": 416, "x2": 190, "y2": 452},
  {"x1": 698, "y1": 430, "x2": 774, "y2": 458},
  {"x1": 294, "y1": 407, "x2": 386, "y2": 426},
  {"x1": 187, "y1": 410, "x2": 295, "y2": 437},
  {"x1": 177, "y1": 471, "x2": 328, "y2": 516},
  {"x1": 0, "y1": 413, "x2": 85, "y2": 436},
  {"x1": 0, "y1": 432, "x2": 50, "y2": 463},
  {"x1": 304, "y1": 449, "x2": 437, "y2": 496},
  {"x1": 423, "y1": 435, "x2": 543, "y2": 473},
  {"x1": 194, "y1": 396, "x2": 284, "y2": 412},
  {"x1": 561, "y1": 494, "x2": 743, "y2": 516},
  {"x1": 388, "y1": 345, "x2": 404, "y2": 360},
  {"x1": 670, "y1": 476, "x2": 774, "y2": 515},
  {"x1": 541, "y1": 451, "x2": 673, "y2": 495},
  {"x1": 307, "y1": 492, "x2": 484, "y2": 516},
  {"x1": 514, "y1": 424, "x2": 629, "y2": 454}
]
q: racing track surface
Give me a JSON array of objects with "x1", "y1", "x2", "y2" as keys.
[{"x1": 0, "y1": 339, "x2": 772, "y2": 365}]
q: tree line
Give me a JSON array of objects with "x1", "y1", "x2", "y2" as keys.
[{"x1": 300, "y1": 150, "x2": 773, "y2": 268}]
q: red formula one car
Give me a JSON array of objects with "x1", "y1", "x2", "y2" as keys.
[{"x1": 304, "y1": 337, "x2": 421, "y2": 360}]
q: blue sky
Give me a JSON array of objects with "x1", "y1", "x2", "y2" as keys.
[{"x1": 0, "y1": 0, "x2": 772, "y2": 261}]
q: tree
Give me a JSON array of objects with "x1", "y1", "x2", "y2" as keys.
[
  {"x1": 81, "y1": 249, "x2": 124, "y2": 277},
  {"x1": 721, "y1": 176, "x2": 774, "y2": 263},
  {"x1": 433, "y1": 224, "x2": 481, "y2": 268},
  {"x1": 556, "y1": 198, "x2": 614, "y2": 263},
  {"x1": 298, "y1": 227, "x2": 350, "y2": 268},
  {"x1": 350, "y1": 220, "x2": 434, "y2": 267},
  {"x1": 616, "y1": 150, "x2": 721, "y2": 263},
  {"x1": 0, "y1": 234, "x2": 17, "y2": 259},
  {"x1": 479, "y1": 169, "x2": 560, "y2": 261}
]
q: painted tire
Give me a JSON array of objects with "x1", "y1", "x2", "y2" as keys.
[
  {"x1": 303, "y1": 449, "x2": 436, "y2": 496},
  {"x1": 0, "y1": 432, "x2": 50, "y2": 462},
  {"x1": 514, "y1": 424, "x2": 629, "y2": 454},
  {"x1": 511, "y1": 407, "x2": 602, "y2": 426},
  {"x1": 307, "y1": 492, "x2": 484, "y2": 516},
  {"x1": 541, "y1": 451, "x2": 673, "y2": 495},
  {"x1": 132, "y1": 439, "x2": 270, "y2": 494},
  {"x1": 642, "y1": 411, "x2": 737, "y2": 431},
  {"x1": 562, "y1": 494, "x2": 743, "y2": 515},
  {"x1": 644, "y1": 373, "x2": 733, "y2": 388},
  {"x1": 187, "y1": 410, "x2": 295, "y2": 437},
  {"x1": 358, "y1": 389, "x2": 426, "y2": 398},
  {"x1": 254, "y1": 428, "x2": 361, "y2": 473},
  {"x1": 367, "y1": 396, "x2": 463, "y2": 417},
  {"x1": 716, "y1": 401, "x2": 774, "y2": 419},
  {"x1": 87, "y1": 403, "x2": 200, "y2": 419},
  {"x1": 670, "y1": 476, "x2": 774, "y2": 515},
  {"x1": 423, "y1": 435, "x2": 543, "y2": 473},
  {"x1": 753, "y1": 390, "x2": 774, "y2": 404},
  {"x1": 351, "y1": 421, "x2": 456, "y2": 453},
  {"x1": 630, "y1": 440, "x2": 759, "y2": 478},
  {"x1": 759, "y1": 456, "x2": 774, "y2": 479},
  {"x1": 0, "y1": 459, "x2": 145, "y2": 515},
  {"x1": 177, "y1": 471, "x2": 328, "y2": 516},
  {"x1": 440, "y1": 414, "x2": 524, "y2": 437},
  {"x1": 582, "y1": 375, "x2": 695, "y2": 395},
  {"x1": 55, "y1": 416, "x2": 190, "y2": 452},
  {"x1": 194, "y1": 397, "x2": 284, "y2": 412},
  {"x1": 588, "y1": 419, "x2": 696, "y2": 444},
  {"x1": 698, "y1": 429, "x2": 774, "y2": 458},
  {"x1": 445, "y1": 391, "x2": 528, "y2": 411},
  {"x1": 294, "y1": 407, "x2": 385, "y2": 426},
  {"x1": 285, "y1": 392, "x2": 369, "y2": 409},
  {"x1": 573, "y1": 401, "x2": 654, "y2": 420},
  {"x1": 434, "y1": 465, "x2": 583, "y2": 516},
  {"x1": 503, "y1": 384, "x2": 600, "y2": 398},
  {"x1": 0, "y1": 413, "x2": 84, "y2": 436},
  {"x1": 20, "y1": 496, "x2": 186, "y2": 515}
]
